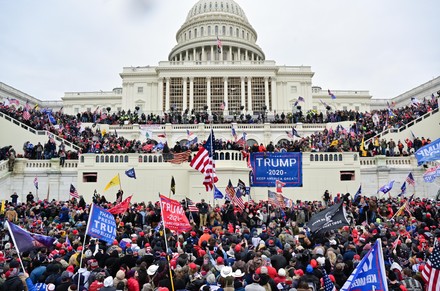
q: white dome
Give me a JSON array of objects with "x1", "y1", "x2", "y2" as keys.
[{"x1": 185, "y1": 0, "x2": 249, "y2": 24}]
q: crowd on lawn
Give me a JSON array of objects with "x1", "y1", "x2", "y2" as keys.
[{"x1": 0, "y1": 190, "x2": 439, "y2": 291}]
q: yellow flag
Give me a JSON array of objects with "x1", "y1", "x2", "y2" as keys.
[
  {"x1": 0, "y1": 200, "x2": 5, "y2": 214},
  {"x1": 360, "y1": 137, "x2": 367, "y2": 157},
  {"x1": 330, "y1": 140, "x2": 339, "y2": 147},
  {"x1": 394, "y1": 203, "x2": 405, "y2": 217},
  {"x1": 104, "y1": 174, "x2": 120, "y2": 191}
]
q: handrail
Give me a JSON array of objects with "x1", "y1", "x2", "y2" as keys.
[
  {"x1": 365, "y1": 107, "x2": 439, "y2": 144},
  {"x1": 0, "y1": 111, "x2": 82, "y2": 152}
]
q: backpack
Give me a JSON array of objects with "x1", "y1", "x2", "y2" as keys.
[{"x1": 402, "y1": 277, "x2": 423, "y2": 291}]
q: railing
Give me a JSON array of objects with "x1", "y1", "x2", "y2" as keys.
[
  {"x1": 0, "y1": 160, "x2": 9, "y2": 175},
  {"x1": 0, "y1": 111, "x2": 82, "y2": 152},
  {"x1": 23, "y1": 159, "x2": 78, "y2": 169},
  {"x1": 365, "y1": 107, "x2": 439, "y2": 144}
]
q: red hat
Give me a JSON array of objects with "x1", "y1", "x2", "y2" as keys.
[
  {"x1": 139, "y1": 232, "x2": 144, "y2": 236},
  {"x1": 67, "y1": 246, "x2": 73, "y2": 251},
  {"x1": 294, "y1": 269, "x2": 304, "y2": 276},
  {"x1": 268, "y1": 240, "x2": 275, "y2": 246},
  {"x1": 310, "y1": 259, "x2": 317, "y2": 268},
  {"x1": 56, "y1": 243, "x2": 62, "y2": 249},
  {"x1": 113, "y1": 240, "x2": 119, "y2": 245},
  {"x1": 191, "y1": 231, "x2": 196, "y2": 236},
  {"x1": 216, "y1": 257, "x2": 224, "y2": 264},
  {"x1": 204, "y1": 228, "x2": 210, "y2": 233},
  {"x1": 158, "y1": 288, "x2": 169, "y2": 291},
  {"x1": 354, "y1": 254, "x2": 361, "y2": 260},
  {"x1": 66, "y1": 265, "x2": 75, "y2": 273},
  {"x1": 144, "y1": 243, "x2": 150, "y2": 248},
  {"x1": 77, "y1": 246, "x2": 83, "y2": 251},
  {"x1": 426, "y1": 213, "x2": 431, "y2": 218},
  {"x1": 189, "y1": 263, "x2": 197, "y2": 270},
  {"x1": 234, "y1": 244, "x2": 242, "y2": 252},
  {"x1": 119, "y1": 222, "x2": 124, "y2": 227},
  {"x1": 72, "y1": 230, "x2": 78, "y2": 235}
]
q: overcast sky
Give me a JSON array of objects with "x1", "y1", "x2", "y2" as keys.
[{"x1": 0, "y1": 0, "x2": 439, "y2": 101}]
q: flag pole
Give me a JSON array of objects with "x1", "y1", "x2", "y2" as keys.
[
  {"x1": 78, "y1": 203, "x2": 93, "y2": 288},
  {"x1": 210, "y1": 127, "x2": 215, "y2": 203},
  {"x1": 5, "y1": 221, "x2": 27, "y2": 272},
  {"x1": 158, "y1": 194, "x2": 176, "y2": 291},
  {"x1": 46, "y1": 183, "x2": 50, "y2": 201},
  {"x1": 118, "y1": 173, "x2": 122, "y2": 191}
]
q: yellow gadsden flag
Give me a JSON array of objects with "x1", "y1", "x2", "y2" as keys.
[
  {"x1": 104, "y1": 174, "x2": 120, "y2": 191},
  {"x1": 0, "y1": 200, "x2": 5, "y2": 214},
  {"x1": 360, "y1": 137, "x2": 368, "y2": 157}
]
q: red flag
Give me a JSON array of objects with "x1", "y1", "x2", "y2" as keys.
[
  {"x1": 108, "y1": 195, "x2": 132, "y2": 214},
  {"x1": 276, "y1": 180, "x2": 286, "y2": 193},
  {"x1": 159, "y1": 195, "x2": 192, "y2": 231}
]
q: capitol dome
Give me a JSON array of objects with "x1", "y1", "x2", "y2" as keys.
[{"x1": 168, "y1": 0, "x2": 265, "y2": 62}]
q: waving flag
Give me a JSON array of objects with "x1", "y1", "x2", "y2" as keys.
[
  {"x1": 411, "y1": 97, "x2": 421, "y2": 106},
  {"x1": 34, "y1": 177, "x2": 39, "y2": 190},
  {"x1": 47, "y1": 113, "x2": 57, "y2": 125},
  {"x1": 225, "y1": 179, "x2": 235, "y2": 200},
  {"x1": 423, "y1": 165, "x2": 440, "y2": 183},
  {"x1": 108, "y1": 195, "x2": 132, "y2": 215},
  {"x1": 186, "y1": 129, "x2": 194, "y2": 137},
  {"x1": 323, "y1": 269, "x2": 336, "y2": 291},
  {"x1": 217, "y1": 36, "x2": 222, "y2": 53},
  {"x1": 22, "y1": 109, "x2": 31, "y2": 121},
  {"x1": 213, "y1": 185, "x2": 224, "y2": 199},
  {"x1": 328, "y1": 89, "x2": 336, "y2": 100},
  {"x1": 298, "y1": 96, "x2": 305, "y2": 102},
  {"x1": 233, "y1": 188, "x2": 245, "y2": 210},
  {"x1": 422, "y1": 240, "x2": 440, "y2": 290},
  {"x1": 166, "y1": 150, "x2": 191, "y2": 164},
  {"x1": 236, "y1": 132, "x2": 247, "y2": 147},
  {"x1": 237, "y1": 179, "x2": 246, "y2": 195},
  {"x1": 231, "y1": 127, "x2": 238, "y2": 141},
  {"x1": 406, "y1": 172, "x2": 415, "y2": 186},
  {"x1": 340, "y1": 240, "x2": 388, "y2": 291},
  {"x1": 190, "y1": 130, "x2": 218, "y2": 191},
  {"x1": 399, "y1": 181, "x2": 407, "y2": 197},
  {"x1": 125, "y1": 168, "x2": 136, "y2": 179},
  {"x1": 353, "y1": 185, "x2": 362, "y2": 202},
  {"x1": 377, "y1": 180, "x2": 395, "y2": 194},
  {"x1": 275, "y1": 180, "x2": 286, "y2": 193},
  {"x1": 268, "y1": 190, "x2": 280, "y2": 207},
  {"x1": 70, "y1": 184, "x2": 80, "y2": 199},
  {"x1": 186, "y1": 136, "x2": 198, "y2": 147},
  {"x1": 170, "y1": 176, "x2": 176, "y2": 195},
  {"x1": 160, "y1": 195, "x2": 192, "y2": 231},
  {"x1": 104, "y1": 174, "x2": 120, "y2": 191},
  {"x1": 415, "y1": 138, "x2": 440, "y2": 166},
  {"x1": 6, "y1": 221, "x2": 56, "y2": 253},
  {"x1": 87, "y1": 204, "x2": 117, "y2": 244}
]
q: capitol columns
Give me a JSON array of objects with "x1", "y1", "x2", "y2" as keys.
[
  {"x1": 271, "y1": 77, "x2": 277, "y2": 114},
  {"x1": 223, "y1": 77, "x2": 228, "y2": 115},
  {"x1": 240, "y1": 77, "x2": 246, "y2": 112},
  {"x1": 264, "y1": 77, "x2": 270, "y2": 111},
  {"x1": 165, "y1": 77, "x2": 170, "y2": 112},
  {"x1": 206, "y1": 77, "x2": 211, "y2": 113},
  {"x1": 183, "y1": 77, "x2": 188, "y2": 113},
  {"x1": 189, "y1": 77, "x2": 194, "y2": 112},
  {"x1": 158, "y1": 78, "x2": 164, "y2": 113},
  {"x1": 247, "y1": 76, "x2": 253, "y2": 113}
]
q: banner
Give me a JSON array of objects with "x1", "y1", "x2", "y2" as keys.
[
  {"x1": 159, "y1": 195, "x2": 192, "y2": 232},
  {"x1": 250, "y1": 152, "x2": 302, "y2": 187},
  {"x1": 108, "y1": 195, "x2": 132, "y2": 215},
  {"x1": 423, "y1": 165, "x2": 440, "y2": 183},
  {"x1": 340, "y1": 240, "x2": 388, "y2": 291},
  {"x1": 415, "y1": 138, "x2": 440, "y2": 166},
  {"x1": 86, "y1": 204, "x2": 117, "y2": 244},
  {"x1": 6, "y1": 221, "x2": 56, "y2": 253},
  {"x1": 307, "y1": 202, "x2": 350, "y2": 235}
]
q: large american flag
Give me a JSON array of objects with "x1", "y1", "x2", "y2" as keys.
[
  {"x1": 233, "y1": 189, "x2": 245, "y2": 210},
  {"x1": 22, "y1": 110, "x2": 31, "y2": 121},
  {"x1": 167, "y1": 150, "x2": 191, "y2": 164},
  {"x1": 422, "y1": 240, "x2": 440, "y2": 290},
  {"x1": 323, "y1": 269, "x2": 336, "y2": 291},
  {"x1": 190, "y1": 130, "x2": 218, "y2": 191}
]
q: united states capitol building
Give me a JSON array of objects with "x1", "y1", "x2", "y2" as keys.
[{"x1": 1, "y1": 0, "x2": 439, "y2": 203}]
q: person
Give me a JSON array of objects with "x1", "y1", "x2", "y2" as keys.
[
  {"x1": 116, "y1": 190, "x2": 124, "y2": 203},
  {"x1": 2, "y1": 260, "x2": 24, "y2": 291},
  {"x1": 198, "y1": 199, "x2": 209, "y2": 227},
  {"x1": 322, "y1": 190, "x2": 331, "y2": 207},
  {"x1": 26, "y1": 192, "x2": 34, "y2": 204},
  {"x1": 59, "y1": 150, "x2": 66, "y2": 167},
  {"x1": 101, "y1": 276, "x2": 116, "y2": 291},
  {"x1": 8, "y1": 146, "x2": 16, "y2": 172},
  {"x1": 10, "y1": 192, "x2": 19, "y2": 205}
]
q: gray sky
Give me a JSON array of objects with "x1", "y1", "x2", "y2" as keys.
[{"x1": 0, "y1": 0, "x2": 439, "y2": 101}]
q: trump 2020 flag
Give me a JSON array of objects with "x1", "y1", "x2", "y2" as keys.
[
  {"x1": 86, "y1": 204, "x2": 117, "y2": 244},
  {"x1": 159, "y1": 195, "x2": 192, "y2": 232},
  {"x1": 415, "y1": 138, "x2": 440, "y2": 166},
  {"x1": 213, "y1": 185, "x2": 224, "y2": 199},
  {"x1": 377, "y1": 180, "x2": 395, "y2": 194},
  {"x1": 340, "y1": 240, "x2": 388, "y2": 291},
  {"x1": 6, "y1": 221, "x2": 56, "y2": 253}
]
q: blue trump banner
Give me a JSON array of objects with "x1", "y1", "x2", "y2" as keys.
[
  {"x1": 415, "y1": 138, "x2": 440, "y2": 166},
  {"x1": 340, "y1": 240, "x2": 388, "y2": 291},
  {"x1": 6, "y1": 221, "x2": 56, "y2": 253},
  {"x1": 86, "y1": 204, "x2": 117, "y2": 244},
  {"x1": 250, "y1": 152, "x2": 302, "y2": 187}
]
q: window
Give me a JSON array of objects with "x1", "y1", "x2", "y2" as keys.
[
  {"x1": 201, "y1": 27, "x2": 204, "y2": 36},
  {"x1": 229, "y1": 26, "x2": 233, "y2": 36},
  {"x1": 137, "y1": 86, "x2": 143, "y2": 93},
  {"x1": 189, "y1": 30, "x2": 192, "y2": 39},
  {"x1": 83, "y1": 172, "x2": 97, "y2": 183},
  {"x1": 340, "y1": 171, "x2": 355, "y2": 181},
  {"x1": 290, "y1": 86, "x2": 297, "y2": 93},
  {"x1": 208, "y1": 26, "x2": 211, "y2": 35},
  {"x1": 215, "y1": 26, "x2": 218, "y2": 35},
  {"x1": 222, "y1": 26, "x2": 226, "y2": 35},
  {"x1": 236, "y1": 28, "x2": 239, "y2": 37}
]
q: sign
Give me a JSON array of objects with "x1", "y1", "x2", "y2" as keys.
[
  {"x1": 160, "y1": 195, "x2": 192, "y2": 232},
  {"x1": 250, "y1": 152, "x2": 302, "y2": 187},
  {"x1": 424, "y1": 165, "x2": 440, "y2": 183},
  {"x1": 415, "y1": 138, "x2": 440, "y2": 166},
  {"x1": 340, "y1": 240, "x2": 388, "y2": 291},
  {"x1": 87, "y1": 204, "x2": 117, "y2": 244}
]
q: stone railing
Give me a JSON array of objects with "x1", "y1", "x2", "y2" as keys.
[
  {"x1": 11, "y1": 158, "x2": 78, "y2": 173},
  {"x1": 359, "y1": 155, "x2": 417, "y2": 167}
]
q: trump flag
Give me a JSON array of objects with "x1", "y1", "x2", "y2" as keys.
[
  {"x1": 159, "y1": 195, "x2": 192, "y2": 232},
  {"x1": 86, "y1": 204, "x2": 117, "y2": 244}
]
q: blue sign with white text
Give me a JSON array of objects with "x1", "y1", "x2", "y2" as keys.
[{"x1": 250, "y1": 152, "x2": 302, "y2": 187}]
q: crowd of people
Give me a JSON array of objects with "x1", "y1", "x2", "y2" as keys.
[
  {"x1": 0, "y1": 95, "x2": 437, "y2": 160},
  {"x1": 0, "y1": 190, "x2": 438, "y2": 291}
]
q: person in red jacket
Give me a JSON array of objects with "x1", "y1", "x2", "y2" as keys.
[
  {"x1": 89, "y1": 272, "x2": 105, "y2": 291},
  {"x1": 127, "y1": 270, "x2": 140, "y2": 291}
]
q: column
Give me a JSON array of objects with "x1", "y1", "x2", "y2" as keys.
[
  {"x1": 247, "y1": 77, "x2": 252, "y2": 112},
  {"x1": 264, "y1": 77, "x2": 269, "y2": 109},
  {"x1": 202, "y1": 47, "x2": 205, "y2": 61},
  {"x1": 229, "y1": 46, "x2": 232, "y2": 62},
  {"x1": 210, "y1": 46, "x2": 214, "y2": 62},
  {"x1": 165, "y1": 77, "x2": 170, "y2": 111},
  {"x1": 271, "y1": 78, "x2": 277, "y2": 112},
  {"x1": 183, "y1": 78, "x2": 187, "y2": 111},
  {"x1": 223, "y1": 77, "x2": 228, "y2": 113},
  {"x1": 158, "y1": 78, "x2": 164, "y2": 112},
  {"x1": 238, "y1": 48, "x2": 241, "y2": 61},
  {"x1": 241, "y1": 77, "x2": 246, "y2": 111},
  {"x1": 207, "y1": 77, "x2": 211, "y2": 113},
  {"x1": 189, "y1": 77, "x2": 194, "y2": 112},
  {"x1": 185, "y1": 50, "x2": 188, "y2": 61},
  {"x1": 193, "y1": 48, "x2": 196, "y2": 61}
]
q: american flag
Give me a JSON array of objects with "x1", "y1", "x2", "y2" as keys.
[
  {"x1": 323, "y1": 269, "x2": 336, "y2": 291},
  {"x1": 298, "y1": 96, "x2": 305, "y2": 102},
  {"x1": 217, "y1": 36, "x2": 222, "y2": 53},
  {"x1": 236, "y1": 132, "x2": 247, "y2": 147},
  {"x1": 190, "y1": 130, "x2": 218, "y2": 191},
  {"x1": 406, "y1": 172, "x2": 415, "y2": 186},
  {"x1": 422, "y1": 240, "x2": 440, "y2": 290},
  {"x1": 22, "y1": 110, "x2": 31, "y2": 121},
  {"x1": 328, "y1": 89, "x2": 337, "y2": 100},
  {"x1": 70, "y1": 184, "x2": 80, "y2": 199},
  {"x1": 268, "y1": 190, "x2": 280, "y2": 207},
  {"x1": 186, "y1": 129, "x2": 194, "y2": 137},
  {"x1": 186, "y1": 198, "x2": 199, "y2": 213},
  {"x1": 9, "y1": 98, "x2": 20, "y2": 106},
  {"x1": 232, "y1": 189, "x2": 245, "y2": 210},
  {"x1": 167, "y1": 150, "x2": 191, "y2": 164},
  {"x1": 225, "y1": 179, "x2": 236, "y2": 200},
  {"x1": 24, "y1": 101, "x2": 31, "y2": 111}
]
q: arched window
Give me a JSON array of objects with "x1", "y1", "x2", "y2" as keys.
[
  {"x1": 124, "y1": 155, "x2": 128, "y2": 163},
  {"x1": 153, "y1": 156, "x2": 157, "y2": 163},
  {"x1": 236, "y1": 28, "x2": 239, "y2": 37},
  {"x1": 324, "y1": 154, "x2": 328, "y2": 161},
  {"x1": 354, "y1": 154, "x2": 358, "y2": 161},
  {"x1": 80, "y1": 156, "x2": 84, "y2": 163},
  {"x1": 149, "y1": 156, "x2": 153, "y2": 163},
  {"x1": 229, "y1": 26, "x2": 232, "y2": 36},
  {"x1": 310, "y1": 154, "x2": 314, "y2": 161},
  {"x1": 215, "y1": 26, "x2": 218, "y2": 35},
  {"x1": 105, "y1": 156, "x2": 109, "y2": 163},
  {"x1": 95, "y1": 156, "x2": 99, "y2": 163},
  {"x1": 201, "y1": 27, "x2": 204, "y2": 36},
  {"x1": 110, "y1": 156, "x2": 114, "y2": 163},
  {"x1": 222, "y1": 26, "x2": 226, "y2": 35},
  {"x1": 189, "y1": 30, "x2": 191, "y2": 39},
  {"x1": 220, "y1": 152, "x2": 224, "y2": 160},
  {"x1": 225, "y1": 152, "x2": 230, "y2": 160},
  {"x1": 338, "y1": 154, "x2": 343, "y2": 161},
  {"x1": 120, "y1": 155, "x2": 124, "y2": 162},
  {"x1": 320, "y1": 155, "x2": 323, "y2": 161},
  {"x1": 115, "y1": 156, "x2": 119, "y2": 163},
  {"x1": 329, "y1": 154, "x2": 333, "y2": 161},
  {"x1": 208, "y1": 26, "x2": 211, "y2": 35},
  {"x1": 100, "y1": 156, "x2": 104, "y2": 163},
  {"x1": 194, "y1": 28, "x2": 197, "y2": 37}
]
